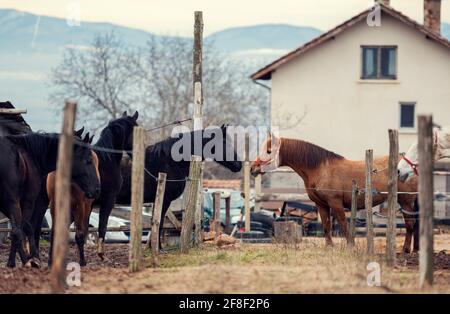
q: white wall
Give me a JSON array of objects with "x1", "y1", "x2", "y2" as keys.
[{"x1": 271, "y1": 12, "x2": 450, "y2": 160}]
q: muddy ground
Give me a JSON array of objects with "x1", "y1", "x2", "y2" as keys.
[{"x1": 0, "y1": 235, "x2": 449, "y2": 293}]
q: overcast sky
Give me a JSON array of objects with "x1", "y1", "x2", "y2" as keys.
[{"x1": 1, "y1": 0, "x2": 450, "y2": 35}]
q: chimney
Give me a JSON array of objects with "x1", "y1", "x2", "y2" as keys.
[
  {"x1": 375, "y1": 0, "x2": 390, "y2": 5},
  {"x1": 424, "y1": 0, "x2": 441, "y2": 34}
]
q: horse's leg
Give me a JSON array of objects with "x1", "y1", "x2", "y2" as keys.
[
  {"x1": 97, "y1": 194, "x2": 115, "y2": 259},
  {"x1": 31, "y1": 183, "x2": 49, "y2": 262},
  {"x1": 75, "y1": 201, "x2": 90, "y2": 267},
  {"x1": 6, "y1": 201, "x2": 28, "y2": 267},
  {"x1": 316, "y1": 204, "x2": 333, "y2": 246},
  {"x1": 331, "y1": 203, "x2": 350, "y2": 243},
  {"x1": 400, "y1": 202, "x2": 415, "y2": 254},
  {"x1": 48, "y1": 227, "x2": 54, "y2": 267},
  {"x1": 21, "y1": 197, "x2": 41, "y2": 268}
]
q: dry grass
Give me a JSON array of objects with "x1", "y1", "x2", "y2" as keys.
[{"x1": 71, "y1": 237, "x2": 450, "y2": 294}]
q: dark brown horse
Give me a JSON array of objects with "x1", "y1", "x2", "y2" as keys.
[
  {"x1": 47, "y1": 135, "x2": 100, "y2": 266},
  {"x1": 250, "y1": 133, "x2": 419, "y2": 253}
]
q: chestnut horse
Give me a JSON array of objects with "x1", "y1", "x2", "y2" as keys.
[
  {"x1": 250, "y1": 133, "x2": 419, "y2": 253},
  {"x1": 47, "y1": 134, "x2": 100, "y2": 266}
]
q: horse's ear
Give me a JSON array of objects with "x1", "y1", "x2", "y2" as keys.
[
  {"x1": 132, "y1": 111, "x2": 139, "y2": 121},
  {"x1": 83, "y1": 132, "x2": 90, "y2": 143},
  {"x1": 89, "y1": 134, "x2": 95, "y2": 144},
  {"x1": 74, "y1": 127, "x2": 84, "y2": 138},
  {"x1": 122, "y1": 111, "x2": 128, "y2": 117}
]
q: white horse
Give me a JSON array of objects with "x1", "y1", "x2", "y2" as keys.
[{"x1": 398, "y1": 126, "x2": 450, "y2": 182}]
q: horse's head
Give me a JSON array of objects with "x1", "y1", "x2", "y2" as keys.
[
  {"x1": 250, "y1": 132, "x2": 281, "y2": 176},
  {"x1": 202, "y1": 124, "x2": 242, "y2": 172},
  {"x1": 72, "y1": 132, "x2": 101, "y2": 199},
  {"x1": 107, "y1": 111, "x2": 139, "y2": 151},
  {"x1": 398, "y1": 127, "x2": 450, "y2": 182}
]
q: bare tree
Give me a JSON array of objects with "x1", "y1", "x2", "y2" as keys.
[
  {"x1": 49, "y1": 32, "x2": 269, "y2": 178},
  {"x1": 49, "y1": 32, "x2": 139, "y2": 128}
]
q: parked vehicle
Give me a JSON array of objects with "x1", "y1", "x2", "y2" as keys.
[{"x1": 43, "y1": 209, "x2": 149, "y2": 243}]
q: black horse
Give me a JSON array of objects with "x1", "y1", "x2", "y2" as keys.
[
  {"x1": 93, "y1": 111, "x2": 139, "y2": 258},
  {"x1": 0, "y1": 131, "x2": 100, "y2": 267},
  {"x1": 116, "y1": 125, "x2": 242, "y2": 251},
  {"x1": 30, "y1": 111, "x2": 139, "y2": 263},
  {"x1": 0, "y1": 101, "x2": 32, "y2": 136}
]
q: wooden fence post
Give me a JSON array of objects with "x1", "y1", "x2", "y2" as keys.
[
  {"x1": 348, "y1": 180, "x2": 358, "y2": 247},
  {"x1": 180, "y1": 155, "x2": 202, "y2": 253},
  {"x1": 254, "y1": 175, "x2": 262, "y2": 212},
  {"x1": 51, "y1": 101, "x2": 76, "y2": 293},
  {"x1": 193, "y1": 11, "x2": 204, "y2": 246},
  {"x1": 148, "y1": 172, "x2": 166, "y2": 267},
  {"x1": 387, "y1": 129, "x2": 398, "y2": 266},
  {"x1": 129, "y1": 126, "x2": 145, "y2": 273},
  {"x1": 211, "y1": 191, "x2": 221, "y2": 239},
  {"x1": 365, "y1": 149, "x2": 374, "y2": 255},
  {"x1": 225, "y1": 196, "x2": 231, "y2": 234},
  {"x1": 418, "y1": 115, "x2": 434, "y2": 288},
  {"x1": 244, "y1": 134, "x2": 251, "y2": 232}
]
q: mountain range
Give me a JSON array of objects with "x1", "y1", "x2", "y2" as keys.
[{"x1": 0, "y1": 8, "x2": 449, "y2": 130}]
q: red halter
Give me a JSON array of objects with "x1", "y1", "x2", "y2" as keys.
[{"x1": 401, "y1": 155, "x2": 419, "y2": 176}]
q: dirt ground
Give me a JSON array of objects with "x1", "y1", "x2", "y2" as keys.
[{"x1": 0, "y1": 235, "x2": 449, "y2": 294}]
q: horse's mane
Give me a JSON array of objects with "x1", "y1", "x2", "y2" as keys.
[
  {"x1": 7, "y1": 132, "x2": 59, "y2": 170},
  {"x1": 281, "y1": 138, "x2": 344, "y2": 169},
  {"x1": 95, "y1": 116, "x2": 136, "y2": 161},
  {"x1": 0, "y1": 101, "x2": 32, "y2": 135}
]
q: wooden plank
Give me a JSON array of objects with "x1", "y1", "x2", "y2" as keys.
[
  {"x1": 0, "y1": 108, "x2": 27, "y2": 114},
  {"x1": 386, "y1": 129, "x2": 398, "y2": 266},
  {"x1": 193, "y1": 11, "x2": 204, "y2": 247},
  {"x1": 348, "y1": 180, "x2": 358, "y2": 247},
  {"x1": 274, "y1": 221, "x2": 302, "y2": 244},
  {"x1": 129, "y1": 127, "x2": 145, "y2": 273},
  {"x1": 166, "y1": 209, "x2": 181, "y2": 230},
  {"x1": 255, "y1": 193, "x2": 311, "y2": 202},
  {"x1": 254, "y1": 174, "x2": 262, "y2": 212},
  {"x1": 50, "y1": 101, "x2": 76, "y2": 293},
  {"x1": 180, "y1": 156, "x2": 202, "y2": 253},
  {"x1": 149, "y1": 172, "x2": 166, "y2": 267},
  {"x1": 365, "y1": 149, "x2": 374, "y2": 255},
  {"x1": 418, "y1": 115, "x2": 434, "y2": 288}
]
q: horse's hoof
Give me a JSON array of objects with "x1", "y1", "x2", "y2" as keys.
[
  {"x1": 29, "y1": 258, "x2": 41, "y2": 269},
  {"x1": 7, "y1": 262, "x2": 16, "y2": 268},
  {"x1": 80, "y1": 260, "x2": 87, "y2": 267}
]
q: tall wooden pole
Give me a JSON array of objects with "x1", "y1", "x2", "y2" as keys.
[
  {"x1": 148, "y1": 172, "x2": 167, "y2": 267},
  {"x1": 180, "y1": 156, "x2": 202, "y2": 253},
  {"x1": 386, "y1": 129, "x2": 398, "y2": 266},
  {"x1": 51, "y1": 101, "x2": 76, "y2": 293},
  {"x1": 129, "y1": 127, "x2": 145, "y2": 273},
  {"x1": 193, "y1": 11, "x2": 204, "y2": 246},
  {"x1": 212, "y1": 191, "x2": 221, "y2": 240},
  {"x1": 348, "y1": 180, "x2": 358, "y2": 247},
  {"x1": 365, "y1": 149, "x2": 374, "y2": 255},
  {"x1": 244, "y1": 134, "x2": 251, "y2": 232},
  {"x1": 418, "y1": 115, "x2": 434, "y2": 288}
]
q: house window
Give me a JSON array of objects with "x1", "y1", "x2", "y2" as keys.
[
  {"x1": 400, "y1": 103, "x2": 415, "y2": 128},
  {"x1": 361, "y1": 46, "x2": 397, "y2": 80}
]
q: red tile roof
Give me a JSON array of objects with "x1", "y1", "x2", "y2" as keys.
[{"x1": 251, "y1": 3, "x2": 450, "y2": 81}]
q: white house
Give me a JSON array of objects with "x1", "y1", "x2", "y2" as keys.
[{"x1": 252, "y1": 0, "x2": 450, "y2": 160}]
